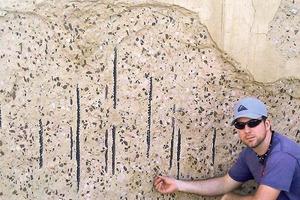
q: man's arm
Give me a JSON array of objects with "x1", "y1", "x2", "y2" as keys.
[
  {"x1": 221, "y1": 184, "x2": 281, "y2": 200},
  {"x1": 154, "y1": 173, "x2": 242, "y2": 196}
]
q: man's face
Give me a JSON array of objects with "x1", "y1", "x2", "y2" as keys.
[{"x1": 236, "y1": 117, "x2": 270, "y2": 149}]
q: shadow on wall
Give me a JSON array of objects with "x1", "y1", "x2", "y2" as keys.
[{"x1": 0, "y1": 1, "x2": 299, "y2": 199}]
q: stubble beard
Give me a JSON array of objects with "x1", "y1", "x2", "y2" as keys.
[{"x1": 243, "y1": 131, "x2": 267, "y2": 149}]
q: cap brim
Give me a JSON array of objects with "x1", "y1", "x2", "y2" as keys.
[{"x1": 230, "y1": 113, "x2": 262, "y2": 126}]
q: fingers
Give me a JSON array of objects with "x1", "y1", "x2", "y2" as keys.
[
  {"x1": 154, "y1": 175, "x2": 163, "y2": 186},
  {"x1": 154, "y1": 175, "x2": 177, "y2": 194},
  {"x1": 153, "y1": 176, "x2": 166, "y2": 193},
  {"x1": 154, "y1": 176, "x2": 163, "y2": 188}
]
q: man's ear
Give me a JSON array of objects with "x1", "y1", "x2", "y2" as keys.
[{"x1": 265, "y1": 119, "x2": 272, "y2": 131}]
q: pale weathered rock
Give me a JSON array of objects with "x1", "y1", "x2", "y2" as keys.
[{"x1": 0, "y1": 1, "x2": 299, "y2": 199}]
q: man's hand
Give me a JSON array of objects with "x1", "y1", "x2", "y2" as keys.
[{"x1": 153, "y1": 176, "x2": 178, "y2": 194}]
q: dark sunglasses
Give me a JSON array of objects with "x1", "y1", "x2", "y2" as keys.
[{"x1": 234, "y1": 119, "x2": 263, "y2": 130}]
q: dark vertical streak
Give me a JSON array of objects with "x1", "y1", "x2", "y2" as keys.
[
  {"x1": 19, "y1": 42, "x2": 23, "y2": 53},
  {"x1": 112, "y1": 126, "x2": 116, "y2": 175},
  {"x1": 76, "y1": 85, "x2": 81, "y2": 193},
  {"x1": 296, "y1": 129, "x2": 299, "y2": 138},
  {"x1": 105, "y1": 130, "x2": 108, "y2": 173},
  {"x1": 112, "y1": 47, "x2": 117, "y2": 175},
  {"x1": 169, "y1": 105, "x2": 176, "y2": 170},
  {"x1": 70, "y1": 127, "x2": 73, "y2": 160},
  {"x1": 146, "y1": 77, "x2": 153, "y2": 158},
  {"x1": 38, "y1": 119, "x2": 43, "y2": 169},
  {"x1": 212, "y1": 128, "x2": 217, "y2": 167},
  {"x1": 177, "y1": 128, "x2": 181, "y2": 180},
  {"x1": 113, "y1": 47, "x2": 117, "y2": 109},
  {"x1": 105, "y1": 85, "x2": 108, "y2": 100}
]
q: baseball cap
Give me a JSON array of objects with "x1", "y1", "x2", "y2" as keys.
[{"x1": 231, "y1": 97, "x2": 268, "y2": 125}]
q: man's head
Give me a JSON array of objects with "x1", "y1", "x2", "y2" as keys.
[
  {"x1": 231, "y1": 97, "x2": 268, "y2": 126},
  {"x1": 231, "y1": 97, "x2": 272, "y2": 151}
]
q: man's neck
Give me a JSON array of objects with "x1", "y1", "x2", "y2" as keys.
[{"x1": 254, "y1": 130, "x2": 273, "y2": 156}]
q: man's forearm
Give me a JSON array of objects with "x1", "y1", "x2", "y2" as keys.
[
  {"x1": 177, "y1": 179, "x2": 225, "y2": 196},
  {"x1": 177, "y1": 175, "x2": 238, "y2": 196}
]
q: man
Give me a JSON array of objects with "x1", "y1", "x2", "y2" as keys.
[{"x1": 154, "y1": 97, "x2": 300, "y2": 199}]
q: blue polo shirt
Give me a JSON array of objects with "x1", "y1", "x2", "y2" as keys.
[{"x1": 229, "y1": 132, "x2": 300, "y2": 199}]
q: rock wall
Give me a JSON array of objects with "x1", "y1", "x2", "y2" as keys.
[{"x1": 0, "y1": 1, "x2": 299, "y2": 199}]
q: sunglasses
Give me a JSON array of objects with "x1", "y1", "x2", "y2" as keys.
[{"x1": 234, "y1": 119, "x2": 263, "y2": 130}]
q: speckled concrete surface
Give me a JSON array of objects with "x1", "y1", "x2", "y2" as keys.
[{"x1": 0, "y1": 1, "x2": 299, "y2": 200}]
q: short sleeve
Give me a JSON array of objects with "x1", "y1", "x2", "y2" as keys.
[
  {"x1": 260, "y1": 152, "x2": 297, "y2": 192},
  {"x1": 228, "y1": 149, "x2": 254, "y2": 183}
]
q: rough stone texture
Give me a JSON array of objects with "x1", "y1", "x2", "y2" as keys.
[
  {"x1": 268, "y1": 0, "x2": 300, "y2": 60},
  {"x1": 0, "y1": 1, "x2": 299, "y2": 200}
]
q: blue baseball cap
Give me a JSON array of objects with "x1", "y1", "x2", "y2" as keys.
[{"x1": 231, "y1": 97, "x2": 268, "y2": 125}]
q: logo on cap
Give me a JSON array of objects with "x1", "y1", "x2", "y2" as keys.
[{"x1": 238, "y1": 105, "x2": 247, "y2": 112}]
